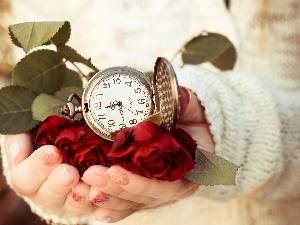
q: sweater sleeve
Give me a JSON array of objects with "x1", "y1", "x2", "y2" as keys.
[{"x1": 175, "y1": 65, "x2": 283, "y2": 200}]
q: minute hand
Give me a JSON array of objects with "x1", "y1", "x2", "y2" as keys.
[
  {"x1": 116, "y1": 101, "x2": 125, "y2": 122},
  {"x1": 118, "y1": 101, "x2": 137, "y2": 115}
]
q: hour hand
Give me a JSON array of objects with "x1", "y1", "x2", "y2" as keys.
[{"x1": 105, "y1": 101, "x2": 117, "y2": 109}]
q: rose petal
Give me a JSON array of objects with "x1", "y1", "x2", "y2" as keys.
[
  {"x1": 171, "y1": 128, "x2": 197, "y2": 159},
  {"x1": 35, "y1": 115, "x2": 112, "y2": 176},
  {"x1": 112, "y1": 128, "x2": 132, "y2": 148},
  {"x1": 108, "y1": 132, "x2": 195, "y2": 181},
  {"x1": 35, "y1": 115, "x2": 72, "y2": 144},
  {"x1": 131, "y1": 121, "x2": 163, "y2": 145}
]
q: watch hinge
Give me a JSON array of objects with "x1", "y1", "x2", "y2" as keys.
[{"x1": 84, "y1": 103, "x2": 89, "y2": 112}]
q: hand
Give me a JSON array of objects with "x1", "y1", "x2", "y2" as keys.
[
  {"x1": 3, "y1": 134, "x2": 92, "y2": 217},
  {"x1": 178, "y1": 86, "x2": 214, "y2": 153},
  {"x1": 82, "y1": 86, "x2": 214, "y2": 223}
]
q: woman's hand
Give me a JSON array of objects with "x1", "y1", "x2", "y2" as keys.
[
  {"x1": 3, "y1": 134, "x2": 92, "y2": 217},
  {"x1": 82, "y1": 86, "x2": 215, "y2": 223},
  {"x1": 82, "y1": 165, "x2": 198, "y2": 223}
]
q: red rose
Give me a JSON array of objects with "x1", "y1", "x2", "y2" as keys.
[
  {"x1": 107, "y1": 121, "x2": 196, "y2": 181},
  {"x1": 35, "y1": 115, "x2": 112, "y2": 176},
  {"x1": 171, "y1": 128, "x2": 197, "y2": 160}
]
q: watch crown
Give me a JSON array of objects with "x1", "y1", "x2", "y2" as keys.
[{"x1": 61, "y1": 93, "x2": 83, "y2": 120}]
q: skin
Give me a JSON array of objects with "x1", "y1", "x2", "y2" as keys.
[{"x1": 4, "y1": 86, "x2": 214, "y2": 223}]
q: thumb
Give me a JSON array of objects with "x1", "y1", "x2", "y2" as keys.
[
  {"x1": 4, "y1": 133, "x2": 33, "y2": 169},
  {"x1": 179, "y1": 86, "x2": 206, "y2": 123}
]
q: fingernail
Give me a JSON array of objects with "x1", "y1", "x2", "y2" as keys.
[
  {"x1": 39, "y1": 148, "x2": 61, "y2": 167},
  {"x1": 71, "y1": 186, "x2": 85, "y2": 202},
  {"x1": 81, "y1": 172, "x2": 108, "y2": 188},
  {"x1": 106, "y1": 168, "x2": 129, "y2": 185},
  {"x1": 9, "y1": 140, "x2": 20, "y2": 166},
  {"x1": 180, "y1": 86, "x2": 192, "y2": 104},
  {"x1": 56, "y1": 168, "x2": 76, "y2": 188},
  {"x1": 92, "y1": 192, "x2": 110, "y2": 206},
  {"x1": 97, "y1": 216, "x2": 112, "y2": 222}
]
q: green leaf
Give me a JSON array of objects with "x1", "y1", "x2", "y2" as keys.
[
  {"x1": 57, "y1": 45, "x2": 98, "y2": 71},
  {"x1": 9, "y1": 21, "x2": 70, "y2": 53},
  {"x1": 0, "y1": 86, "x2": 39, "y2": 134},
  {"x1": 32, "y1": 94, "x2": 66, "y2": 121},
  {"x1": 46, "y1": 21, "x2": 71, "y2": 45},
  {"x1": 210, "y1": 45, "x2": 237, "y2": 70},
  {"x1": 86, "y1": 71, "x2": 97, "y2": 81},
  {"x1": 12, "y1": 49, "x2": 67, "y2": 94},
  {"x1": 185, "y1": 148, "x2": 238, "y2": 185},
  {"x1": 145, "y1": 112, "x2": 162, "y2": 126},
  {"x1": 54, "y1": 86, "x2": 83, "y2": 102},
  {"x1": 144, "y1": 71, "x2": 153, "y2": 81},
  {"x1": 182, "y1": 32, "x2": 237, "y2": 70},
  {"x1": 62, "y1": 69, "x2": 83, "y2": 88},
  {"x1": 110, "y1": 130, "x2": 120, "y2": 139},
  {"x1": 8, "y1": 26, "x2": 22, "y2": 49}
]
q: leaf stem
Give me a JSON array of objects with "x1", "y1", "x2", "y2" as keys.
[
  {"x1": 70, "y1": 61, "x2": 88, "y2": 82},
  {"x1": 169, "y1": 47, "x2": 184, "y2": 63}
]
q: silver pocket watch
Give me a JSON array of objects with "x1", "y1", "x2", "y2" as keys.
[{"x1": 62, "y1": 57, "x2": 180, "y2": 141}]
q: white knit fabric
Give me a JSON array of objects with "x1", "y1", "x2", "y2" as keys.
[{"x1": 2, "y1": 0, "x2": 300, "y2": 224}]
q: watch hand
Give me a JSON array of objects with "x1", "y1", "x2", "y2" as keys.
[
  {"x1": 105, "y1": 101, "x2": 117, "y2": 110},
  {"x1": 116, "y1": 101, "x2": 125, "y2": 122},
  {"x1": 118, "y1": 101, "x2": 137, "y2": 115}
]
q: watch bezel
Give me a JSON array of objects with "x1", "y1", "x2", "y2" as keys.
[{"x1": 82, "y1": 66, "x2": 153, "y2": 141}]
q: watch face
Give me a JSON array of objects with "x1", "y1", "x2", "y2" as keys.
[{"x1": 82, "y1": 67, "x2": 153, "y2": 140}]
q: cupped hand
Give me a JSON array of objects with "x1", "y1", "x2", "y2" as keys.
[
  {"x1": 82, "y1": 86, "x2": 215, "y2": 223},
  {"x1": 82, "y1": 165, "x2": 198, "y2": 223},
  {"x1": 3, "y1": 134, "x2": 92, "y2": 217},
  {"x1": 177, "y1": 86, "x2": 214, "y2": 153}
]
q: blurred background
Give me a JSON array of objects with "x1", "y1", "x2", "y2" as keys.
[{"x1": 0, "y1": 0, "x2": 13, "y2": 88}]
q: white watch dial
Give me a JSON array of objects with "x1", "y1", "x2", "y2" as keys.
[
  {"x1": 82, "y1": 67, "x2": 153, "y2": 140},
  {"x1": 90, "y1": 74, "x2": 151, "y2": 132}
]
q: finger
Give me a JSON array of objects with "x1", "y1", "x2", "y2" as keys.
[
  {"x1": 64, "y1": 181, "x2": 93, "y2": 216},
  {"x1": 179, "y1": 86, "x2": 206, "y2": 123},
  {"x1": 105, "y1": 166, "x2": 198, "y2": 200},
  {"x1": 10, "y1": 145, "x2": 63, "y2": 196},
  {"x1": 89, "y1": 186, "x2": 139, "y2": 210},
  {"x1": 177, "y1": 123, "x2": 215, "y2": 153},
  {"x1": 94, "y1": 207, "x2": 136, "y2": 223},
  {"x1": 4, "y1": 133, "x2": 33, "y2": 169},
  {"x1": 82, "y1": 166, "x2": 154, "y2": 203},
  {"x1": 81, "y1": 165, "x2": 109, "y2": 187},
  {"x1": 34, "y1": 164, "x2": 80, "y2": 211}
]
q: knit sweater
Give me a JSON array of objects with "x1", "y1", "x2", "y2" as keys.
[{"x1": 2, "y1": 0, "x2": 300, "y2": 224}]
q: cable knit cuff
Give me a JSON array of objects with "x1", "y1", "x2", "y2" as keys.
[
  {"x1": 23, "y1": 195, "x2": 91, "y2": 225},
  {"x1": 175, "y1": 65, "x2": 282, "y2": 200}
]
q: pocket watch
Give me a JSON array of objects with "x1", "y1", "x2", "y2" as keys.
[{"x1": 61, "y1": 57, "x2": 180, "y2": 141}]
